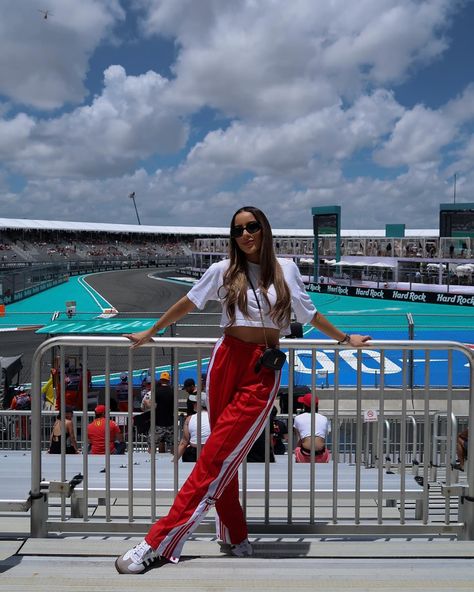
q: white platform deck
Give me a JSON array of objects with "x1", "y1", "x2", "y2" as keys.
[{"x1": 0, "y1": 451, "x2": 423, "y2": 501}]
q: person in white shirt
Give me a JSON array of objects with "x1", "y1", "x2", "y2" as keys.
[
  {"x1": 116, "y1": 205, "x2": 371, "y2": 574},
  {"x1": 175, "y1": 393, "x2": 211, "y2": 462},
  {"x1": 294, "y1": 393, "x2": 331, "y2": 463}
]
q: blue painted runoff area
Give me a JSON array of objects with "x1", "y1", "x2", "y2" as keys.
[{"x1": 0, "y1": 273, "x2": 472, "y2": 388}]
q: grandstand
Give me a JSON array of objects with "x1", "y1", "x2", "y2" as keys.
[{"x1": 1, "y1": 214, "x2": 472, "y2": 310}]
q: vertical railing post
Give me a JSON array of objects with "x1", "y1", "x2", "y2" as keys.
[
  {"x1": 431, "y1": 413, "x2": 440, "y2": 468},
  {"x1": 30, "y1": 346, "x2": 47, "y2": 537},
  {"x1": 462, "y1": 356, "x2": 474, "y2": 539},
  {"x1": 406, "y1": 313, "x2": 415, "y2": 391}
]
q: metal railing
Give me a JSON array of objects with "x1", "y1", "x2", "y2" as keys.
[
  {"x1": 27, "y1": 337, "x2": 474, "y2": 539},
  {"x1": 0, "y1": 410, "x2": 152, "y2": 452},
  {"x1": 2, "y1": 408, "x2": 461, "y2": 501}
]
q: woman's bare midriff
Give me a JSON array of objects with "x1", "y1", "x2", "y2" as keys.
[{"x1": 224, "y1": 325, "x2": 280, "y2": 347}]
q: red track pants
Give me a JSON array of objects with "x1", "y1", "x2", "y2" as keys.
[{"x1": 145, "y1": 334, "x2": 281, "y2": 562}]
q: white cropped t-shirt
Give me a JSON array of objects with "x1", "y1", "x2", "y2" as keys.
[
  {"x1": 294, "y1": 412, "x2": 331, "y2": 439},
  {"x1": 186, "y1": 258, "x2": 317, "y2": 335}
]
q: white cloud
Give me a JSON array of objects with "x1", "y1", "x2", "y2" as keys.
[
  {"x1": 4, "y1": 151, "x2": 473, "y2": 230},
  {"x1": 0, "y1": 0, "x2": 124, "y2": 109},
  {"x1": 444, "y1": 84, "x2": 474, "y2": 124},
  {"x1": 0, "y1": 114, "x2": 36, "y2": 153},
  {"x1": 374, "y1": 105, "x2": 456, "y2": 167},
  {"x1": 0, "y1": 66, "x2": 188, "y2": 178},
  {"x1": 182, "y1": 90, "x2": 403, "y2": 177},
  {"x1": 321, "y1": 1, "x2": 450, "y2": 82},
  {"x1": 1, "y1": 0, "x2": 473, "y2": 231},
  {"x1": 141, "y1": 0, "x2": 452, "y2": 121}
]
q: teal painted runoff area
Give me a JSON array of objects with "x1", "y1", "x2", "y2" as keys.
[
  {"x1": 307, "y1": 292, "x2": 474, "y2": 332},
  {"x1": 36, "y1": 319, "x2": 164, "y2": 335},
  {"x1": 0, "y1": 271, "x2": 472, "y2": 336},
  {"x1": 0, "y1": 275, "x2": 112, "y2": 329}
]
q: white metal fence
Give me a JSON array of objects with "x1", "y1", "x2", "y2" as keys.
[{"x1": 25, "y1": 336, "x2": 474, "y2": 539}]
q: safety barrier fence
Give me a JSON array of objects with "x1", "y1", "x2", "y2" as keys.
[{"x1": 26, "y1": 337, "x2": 473, "y2": 539}]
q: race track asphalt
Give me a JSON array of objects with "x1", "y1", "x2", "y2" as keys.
[{"x1": 0, "y1": 268, "x2": 221, "y2": 383}]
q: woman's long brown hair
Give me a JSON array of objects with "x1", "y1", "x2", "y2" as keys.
[{"x1": 221, "y1": 206, "x2": 291, "y2": 328}]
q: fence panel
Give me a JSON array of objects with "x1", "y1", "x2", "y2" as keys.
[{"x1": 25, "y1": 336, "x2": 473, "y2": 539}]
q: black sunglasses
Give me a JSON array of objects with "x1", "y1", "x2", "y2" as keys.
[{"x1": 230, "y1": 220, "x2": 262, "y2": 238}]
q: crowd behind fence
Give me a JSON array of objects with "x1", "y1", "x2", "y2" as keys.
[{"x1": 0, "y1": 408, "x2": 469, "y2": 472}]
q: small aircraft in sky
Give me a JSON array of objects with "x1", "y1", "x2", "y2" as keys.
[{"x1": 38, "y1": 9, "x2": 53, "y2": 20}]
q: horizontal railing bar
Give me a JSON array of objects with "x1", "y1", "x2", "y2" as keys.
[
  {"x1": 46, "y1": 521, "x2": 464, "y2": 536},
  {"x1": 33, "y1": 335, "x2": 474, "y2": 356}
]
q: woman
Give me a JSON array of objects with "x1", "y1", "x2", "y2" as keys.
[
  {"x1": 174, "y1": 393, "x2": 211, "y2": 462},
  {"x1": 48, "y1": 406, "x2": 79, "y2": 454},
  {"x1": 293, "y1": 394, "x2": 331, "y2": 463},
  {"x1": 116, "y1": 206, "x2": 371, "y2": 574}
]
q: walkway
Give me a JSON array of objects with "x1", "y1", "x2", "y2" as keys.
[{"x1": 1, "y1": 536, "x2": 474, "y2": 591}]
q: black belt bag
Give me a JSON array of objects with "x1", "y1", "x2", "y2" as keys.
[{"x1": 255, "y1": 347, "x2": 286, "y2": 373}]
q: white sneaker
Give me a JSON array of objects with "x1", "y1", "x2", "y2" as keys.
[
  {"x1": 115, "y1": 540, "x2": 160, "y2": 574},
  {"x1": 230, "y1": 539, "x2": 253, "y2": 557}
]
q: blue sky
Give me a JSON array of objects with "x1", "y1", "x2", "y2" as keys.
[{"x1": 1, "y1": 0, "x2": 474, "y2": 230}]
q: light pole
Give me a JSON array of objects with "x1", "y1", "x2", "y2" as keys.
[{"x1": 128, "y1": 191, "x2": 141, "y2": 225}]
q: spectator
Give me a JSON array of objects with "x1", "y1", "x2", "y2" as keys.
[
  {"x1": 52, "y1": 363, "x2": 92, "y2": 412},
  {"x1": 247, "y1": 406, "x2": 281, "y2": 462},
  {"x1": 453, "y1": 428, "x2": 468, "y2": 471},
  {"x1": 54, "y1": 374, "x2": 80, "y2": 412},
  {"x1": 48, "y1": 406, "x2": 79, "y2": 454},
  {"x1": 182, "y1": 377, "x2": 198, "y2": 416},
  {"x1": 115, "y1": 372, "x2": 129, "y2": 412},
  {"x1": 9, "y1": 386, "x2": 31, "y2": 439},
  {"x1": 9, "y1": 386, "x2": 31, "y2": 411},
  {"x1": 138, "y1": 375, "x2": 152, "y2": 411},
  {"x1": 175, "y1": 393, "x2": 210, "y2": 462},
  {"x1": 41, "y1": 370, "x2": 56, "y2": 410},
  {"x1": 142, "y1": 371, "x2": 174, "y2": 454},
  {"x1": 272, "y1": 409, "x2": 288, "y2": 455},
  {"x1": 293, "y1": 393, "x2": 331, "y2": 463},
  {"x1": 87, "y1": 405, "x2": 124, "y2": 455}
]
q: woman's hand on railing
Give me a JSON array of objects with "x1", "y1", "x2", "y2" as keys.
[
  {"x1": 124, "y1": 329, "x2": 155, "y2": 349},
  {"x1": 347, "y1": 334, "x2": 372, "y2": 348}
]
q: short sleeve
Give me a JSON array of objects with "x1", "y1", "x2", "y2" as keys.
[
  {"x1": 187, "y1": 261, "x2": 225, "y2": 310},
  {"x1": 293, "y1": 414, "x2": 302, "y2": 432},
  {"x1": 283, "y1": 260, "x2": 317, "y2": 324}
]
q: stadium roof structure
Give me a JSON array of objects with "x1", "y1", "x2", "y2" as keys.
[{"x1": 0, "y1": 217, "x2": 438, "y2": 238}]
